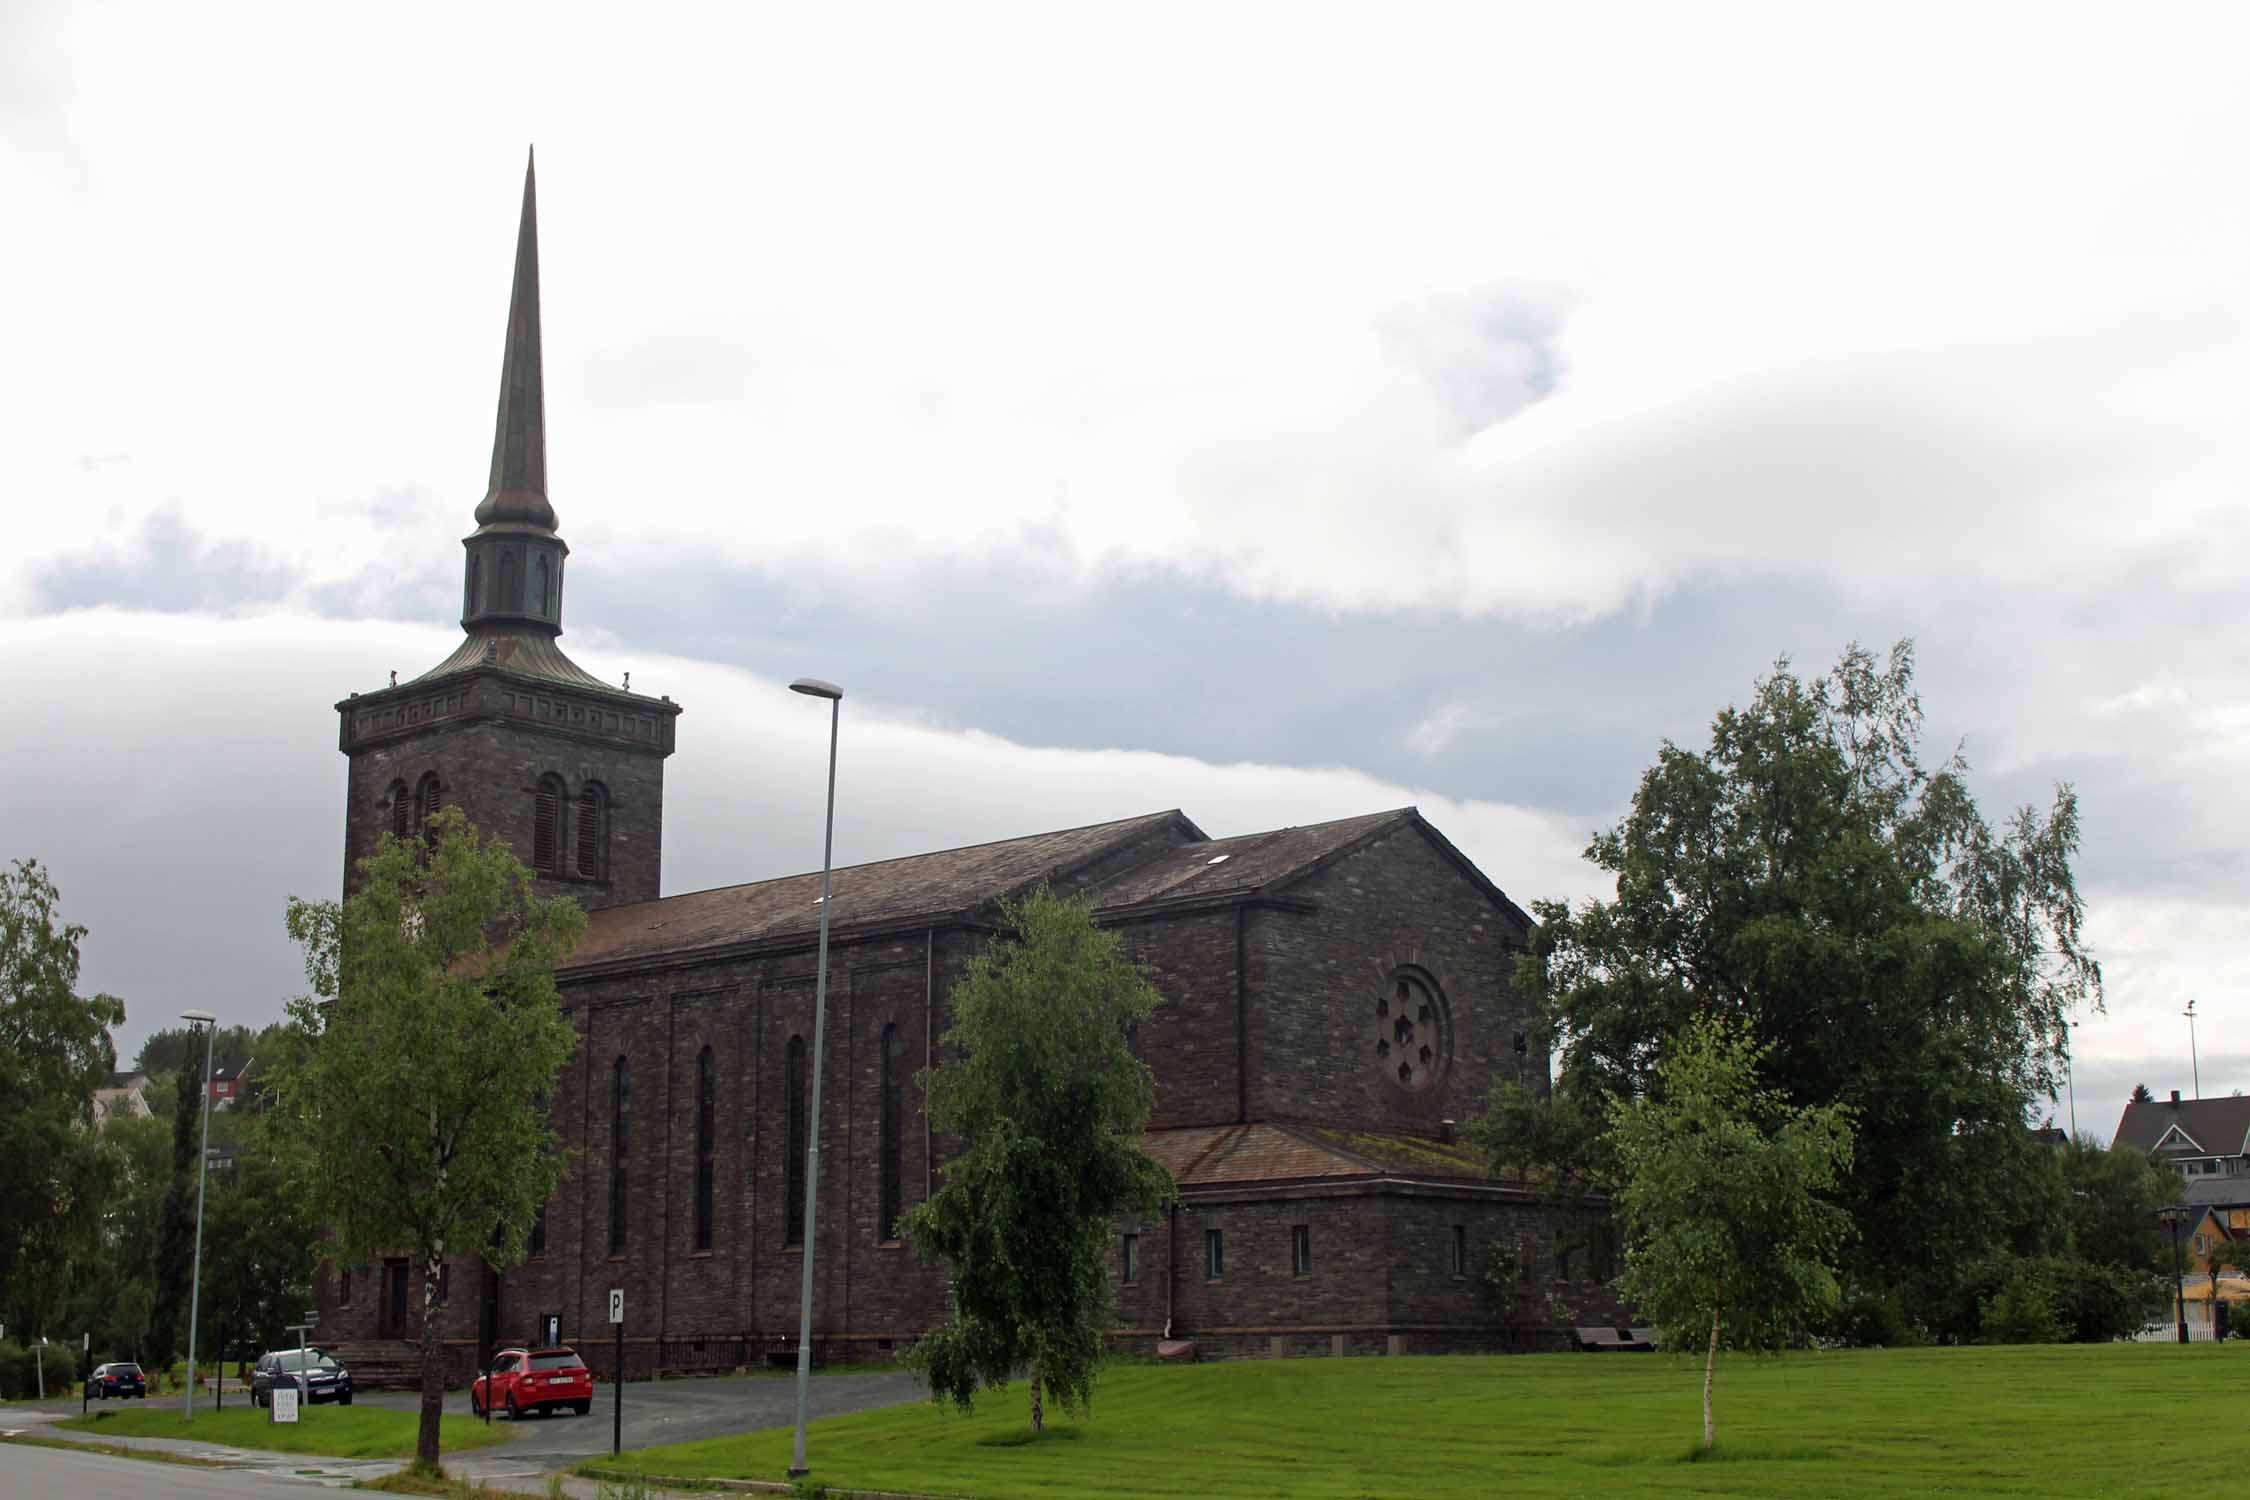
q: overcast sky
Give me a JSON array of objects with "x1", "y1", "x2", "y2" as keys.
[{"x1": 4, "y1": 2, "x2": 2245, "y2": 1139}]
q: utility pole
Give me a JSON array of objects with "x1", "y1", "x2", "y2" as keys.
[{"x1": 2185, "y1": 999, "x2": 2201, "y2": 1099}]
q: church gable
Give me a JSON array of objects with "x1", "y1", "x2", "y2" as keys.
[{"x1": 1242, "y1": 813, "x2": 1539, "y2": 1137}]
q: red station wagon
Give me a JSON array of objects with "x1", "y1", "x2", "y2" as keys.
[{"x1": 471, "y1": 1346, "x2": 594, "y2": 1419}]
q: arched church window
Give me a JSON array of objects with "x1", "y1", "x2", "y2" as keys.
[
  {"x1": 576, "y1": 783, "x2": 608, "y2": 879},
  {"x1": 388, "y1": 780, "x2": 411, "y2": 840},
  {"x1": 694, "y1": 1045, "x2": 716, "y2": 1252},
  {"x1": 414, "y1": 772, "x2": 442, "y2": 845},
  {"x1": 785, "y1": 1035, "x2": 808, "y2": 1246},
  {"x1": 533, "y1": 775, "x2": 564, "y2": 874},
  {"x1": 610, "y1": 1055, "x2": 630, "y2": 1254},
  {"x1": 465, "y1": 555, "x2": 481, "y2": 615},
  {"x1": 880, "y1": 1022, "x2": 903, "y2": 1240},
  {"x1": 533, "y1": 555, "x2": 551, "y2": 617},
  {"x1": 499, "y1": 550, "x2": 521, "y2": 612}
]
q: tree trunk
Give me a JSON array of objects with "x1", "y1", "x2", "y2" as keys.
[
  {"x1": 415, "y1": 1253, "x2": 446, "y2": 1473},
  {"x1": 1702, "y1": 1278, "x2": 1723, "y2": 1452},
  {"x1": 1028, "y1": 1366, "x2": 1044, "y2": 1433}
]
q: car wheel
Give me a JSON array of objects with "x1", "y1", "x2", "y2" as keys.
[
  {"x1": 505, "y1": 1393, "x2": 519, "y2": 1421},
  {"x1": 340, "y1": 1391, "x2": 352, "y2": 1406},
  {"x1": 573, "y1": 1400, "x2": 591, "y2": 1416},
  {"x1": 471, "y1": 1391, "x2": 484, "y2": 1417}
]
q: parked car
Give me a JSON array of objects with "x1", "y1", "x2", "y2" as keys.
[
  {"x1": 86, "y1": 1362, "x2": 147, "y2": 1400},
  {"x1": 471, "y1": 1346, "x2": 593, "y2": 1419},
  {"x1": 250, "y1": 1349, "x2": 354, "y2": 1406}
]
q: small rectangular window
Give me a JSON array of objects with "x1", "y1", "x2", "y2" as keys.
[
  {"x1": 1292, "y1": 1224, "x2": 1311, "y2": 1276},
  {"x1": 1451, "y1": 1225, "x2": 1468, "y2": 1277},
  {"x1": 1206, "y1": 1227, "x2": 1224, "y2": 1280},
  {"x1": 1121, "y1": 1232, "x2": 1139, "y2": 1284}
]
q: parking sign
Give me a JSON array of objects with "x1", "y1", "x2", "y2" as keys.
[
  {"x1": 271, "y1": 1386, "x2": 300, "y2": 1424},
  {"x1": 608, "y1": 1288, "x2": 624, "y2": 1325}
]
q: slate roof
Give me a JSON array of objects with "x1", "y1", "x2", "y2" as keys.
[
  {"x1": 1142, "y1": 1123, "x2": 1375, "y2": 1186},
  {"x1": 1140, "y1": 1121, "x2": 1505, "y2": 1189},
  {"x1": 567, "y1": 810, "x2": 1200, "y2": 969},
  {"x1": 411, "y1": 628, "x2": 616, "y2": 691},
  {"x1": 1083, "y1": 809, "x2": 1413, "y2": 907},
  {"x1": 2113, "y1": 1095, "x2": 2250, "y2": 1158},
  {"x1": 568, "y1": 805, "x2": 1531, "y2": 975}
]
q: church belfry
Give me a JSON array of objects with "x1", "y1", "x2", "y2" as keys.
[{"x1": 335, "y1": 151, "x2": 682, "y2": 908}]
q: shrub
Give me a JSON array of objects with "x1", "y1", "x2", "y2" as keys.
[{"x1": 1979, "y1": 1277, "x2": 2065, "y2": 1344}]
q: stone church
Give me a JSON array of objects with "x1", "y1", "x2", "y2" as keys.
[{"x1": 314, "y1": 159, "x2": 1595, "y2": 1375}]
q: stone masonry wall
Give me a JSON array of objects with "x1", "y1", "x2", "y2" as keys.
[{"x1": 1248, "y1": 824, "x2": 1539, "y2": 1136}]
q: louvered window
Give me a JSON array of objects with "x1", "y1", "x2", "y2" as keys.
[
  {"x1": 785, "y1": 1035, "x2": 807, "y2": 1246},
  {"x1": 694, "y1": 1045, "x2": 716, "y2": 1251},
  {"x1": 389, "y1": 781, "x2": 410, "y2": 840},
  {"x1": 577, "y1": 784, "x2": 606, "y2": 879},
  {"x1": 414, "y1": 773, "x2": 442, "y2": 845},
  {"x1": 880, "y1": 1022, "x2": 902, "y2": 1240},
  {"x1": 533, "y1": 776, "x2": 562, "y2": 873},
  {"x1": 609, "y1": 1055, "x2": 630, "y2": 1254}
]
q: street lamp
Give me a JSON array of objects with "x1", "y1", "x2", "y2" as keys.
[
  {"x1": 787, "y1": 677, "x2": 842, "y2": 1480},
  {"x1": 2158, "y1": 1202, "x2": 2191, "y2": 1344},
  {"x1": 180, "y1": 1009, "x2": 218, "y2": 1418}
]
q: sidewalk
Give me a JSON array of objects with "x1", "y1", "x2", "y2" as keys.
[{"x1": 0, "y1": 1400, "x2": 728, "y2": 1498}]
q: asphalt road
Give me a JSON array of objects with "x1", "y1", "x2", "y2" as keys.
[
  {"x1": 0, "y1": 1441, "x2": 360, "y2": 1498},
  {"x1": 1, "y1": 1369, "x2": 929, "y2": 1492}
]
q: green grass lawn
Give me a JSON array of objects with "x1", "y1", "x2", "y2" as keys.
[
  {"x1": 58, "y1": 1401, "x2": 512, "y2": 1460},
  {"x1": 587, "y1": 1343, "x2": 2246, "y2": 1498}
]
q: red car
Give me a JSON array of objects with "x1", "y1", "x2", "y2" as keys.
[{"x1": 471, "y1": 1346, "x2": 594, "y2": 1419}]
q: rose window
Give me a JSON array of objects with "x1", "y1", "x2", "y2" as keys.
[{"x1": 1374, "y1": 968, "x2": 1451, "y2": 1092}]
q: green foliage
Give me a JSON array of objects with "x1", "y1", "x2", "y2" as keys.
[
  {"x1": 263, "y1": 807, "x2": 583, "y2": 1470},
  {"x1": 1977, "y1": 1276, "x2": 2064, "y2": 1344},
  {"x1": 1490, "y1": 642, "x2": 2100, "y2": 1327},
  {"x1": 1939, "y1": 1253, "x2": 2164, "y2": 1344},
  {"x1": 0, "y1": 1339, "x2": 80, "y2": 1399},
  {"x1": 0, "y1": 859, "x2": 125, "y2": 1343},
  {"x1": 2059, "y1": 1137, "x2": 2171, "y2": 1274},
  {"x1": 899, "y1": 888, "x2": 1175, "y2": 1431},
  {"x1": 1608, "y1": 1018, "x2": 1854, "y2": 1448}
]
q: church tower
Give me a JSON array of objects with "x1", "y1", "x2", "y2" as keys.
[{"x1": 336, "y1": 152, "x2": 682, "y2": 907}]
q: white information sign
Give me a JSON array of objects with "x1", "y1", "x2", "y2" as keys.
[
  {"x1": 271, "y1": 1386, "x2": 300, "y2": 1424},
  {"x1": 608, "y1": 1288, "x2": 625, "y2": 1325}
]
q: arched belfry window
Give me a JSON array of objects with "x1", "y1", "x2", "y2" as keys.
[
  {"x1": 694, "y1": 1045, "x2": 716, "y2": 1252},
  {"x1": 532, "y1": 775, "x2": 564, "y2": 874},
  {"x1": 785, "y1": 1035, "x2": 808, "y2": 1246},
  {"x1": 880, "y1": 1022, "x2": 903, "y2": 1240},
  {"x1": 414, "y1": 772, "x2": 442, "y2": 844},
  {"x1": 388, "y1": 780, "x2": 411, "y2": 840},
  {"x1": 609, "y1": 1055, "x2": 631, "y2": 1255},
  {"x1": 465, "y1": 555, "x2": 482, "y2": 615},
  {"x1": 533, "y1": 555, "x2": 551, "y2": 617},
  {"x1": 576, "y1": 783, "x2": 608, "y2": 880},
  {"x1": 499, "y1": 550, "x2": 522, "y2": 612}
]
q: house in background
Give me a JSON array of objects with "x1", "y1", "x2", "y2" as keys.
[
  {"x1": 2113, "y1": 1091, "x2": 2250, "y2": 1338},
  {"x1": 209, "y1": 1058, "x2": 256, "y2": 1109},
  {"x1": 92, "y1": 1070, "x2": 153, "y2": 1126}
]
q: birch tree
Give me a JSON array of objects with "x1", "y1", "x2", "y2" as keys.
[
  {"x1": 1608, "y1": 1018, "x2": 1853, "y2": 1452},
  {"x1": 266, "y1": 808, "x2": 581, "y2": 1473}
]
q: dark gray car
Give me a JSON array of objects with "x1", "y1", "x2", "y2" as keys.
[{"x1": 250, "y1": 1349, "x2": 354, "y2": 1406}]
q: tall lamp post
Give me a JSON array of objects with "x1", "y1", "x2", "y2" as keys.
[
  {"x1": 2159, "y1": 1203, "x2": 2191, "y2": 1344},
  {"x1": 787, "y1": 677, "x2": 842, "y2": 1480},
  {"x1": 180, "y1": 1009, "x2": 218, "y2": 1417}
]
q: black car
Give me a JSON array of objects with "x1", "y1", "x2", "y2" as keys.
[
  {"x1": 250, "y1": 1349, "x2": 354, "y2": 1406},
  {"x1": 87, "y1": 1362, "x2": 147, "y2": 1400}
]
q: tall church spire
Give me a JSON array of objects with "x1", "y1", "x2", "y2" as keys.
[
  {"x1": 475, "y1": 148, "x2": 555, "y2": 532},
  {"x1": 457, "y1": 149, "x2": 571, "y2": 638}
]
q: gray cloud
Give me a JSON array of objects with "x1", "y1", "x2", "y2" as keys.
[{"x1": 34, "y1": 505, "x2": 299, "y2": 614}]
